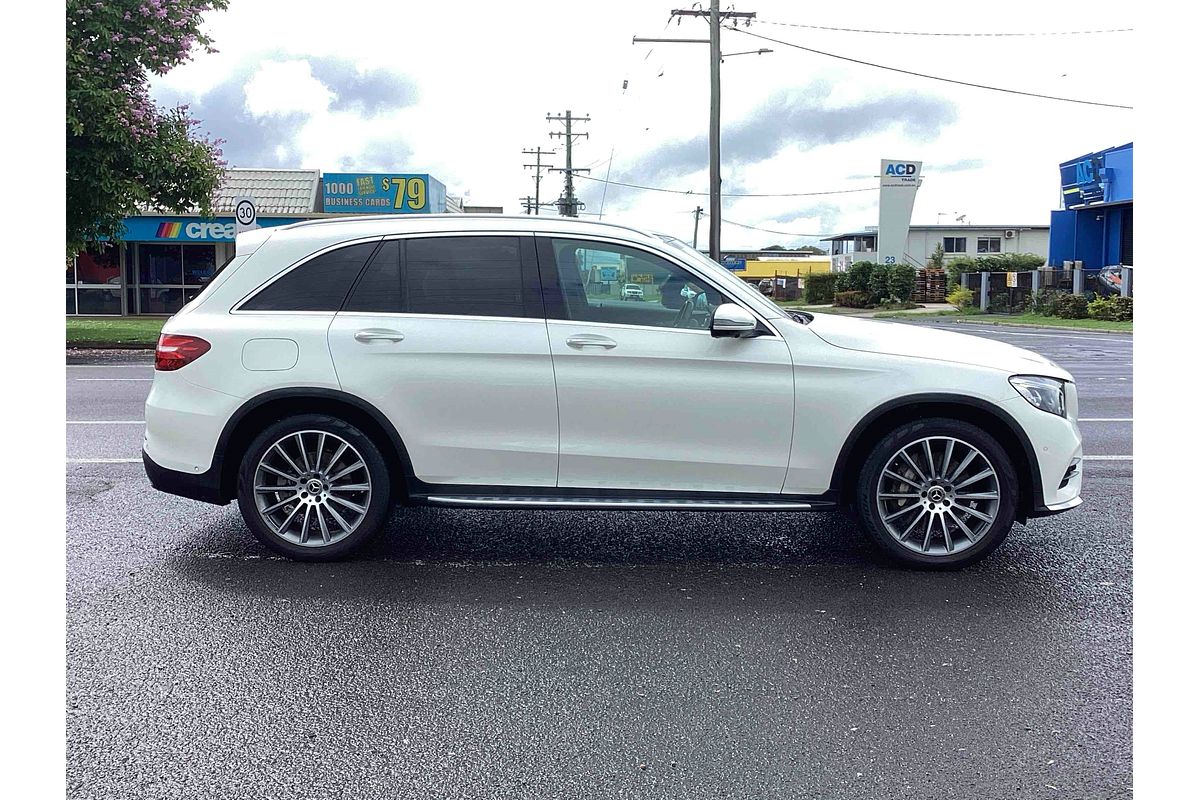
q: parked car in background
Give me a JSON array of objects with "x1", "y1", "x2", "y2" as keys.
[
  {"x1": 622, "y1": 283, "x2": 644, "y2": 300},
  {"x1": 144, "y1": 216, "x2": 1083, "y2": 568}
]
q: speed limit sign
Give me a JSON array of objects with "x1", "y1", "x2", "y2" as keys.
[{"x1": 234, "y1": 196, "x2": 259, "y2": 235}]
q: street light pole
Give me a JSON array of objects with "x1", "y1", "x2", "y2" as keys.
[{"x1": 635, "y1": 7, "x2": 756, "y2": 261}]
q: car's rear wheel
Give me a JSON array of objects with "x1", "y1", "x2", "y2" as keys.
[
  {"x1": 854, "y1": 418, "x2": 1018, "y2": 569},
  {"x1": 236, "y1": 414, "x2": 391, "y2": 561}
]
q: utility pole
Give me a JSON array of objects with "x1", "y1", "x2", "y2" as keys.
[
  {"x1": 692, "y1": 206, "x2": 703, "y2": 249},
  {"x1": 547, "y1": 110, "x2": 590, "y2": 217},
  {"x1": 634, "y1": 7, "x2": 756, "y2": 260},
  {"x1": 520, "y1": 196, "x2": 537, "y2": 215},
  {"x1": 522, "y1": 147, "x2": 555, "y2": 215}
]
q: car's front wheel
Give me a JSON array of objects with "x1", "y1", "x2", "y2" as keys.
[
  {"x1": 236, "y1": 414, "x2": 392, "y2": 561},
  {"x1": 855, "y1": 418, "x2": 1019, "y2": 569}
]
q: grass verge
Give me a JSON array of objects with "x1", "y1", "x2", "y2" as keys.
[{"x1": 67, "y1": 316, "x2": 167, "y2": 348}]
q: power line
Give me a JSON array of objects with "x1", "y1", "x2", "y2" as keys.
[
  {"x1": 723, "y1": 25, "x2": 1133, "y2": 109},
  {"x1": 574, "y1": 172, "x2": 877, "y2": 198},
  {"x1": 755, "y1": 18, "x2": 1132, "y2": 37},
  {"x1": 706, "y1": 212, "x2": 830, "y2": 238}
]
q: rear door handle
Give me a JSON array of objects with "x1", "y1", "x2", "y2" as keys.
[
  {"x1": 566, "y1": 334, "x2": 617, "y2": 349},
  {"x1": 354, "y1": 328, "x2": 405, "y2": 343}
]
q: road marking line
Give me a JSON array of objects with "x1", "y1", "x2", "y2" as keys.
[
  {"x1": 67, "y1": 458, "x2": 142, "y2": 463},
  {"x1": 1082, "y1": 455, "x2": 1133, "y2": 461},
  {"x1": 74, "y1": 378, "x2": 153, "y2": 382},
  {"x1": 67, "y1": 420, "x2": 145, "y2": 424},
  {"x1": 1079, "y1": 418, "x2": 1132, "y2": 422},
  {"x1": 66, "y1": 364, "x2": 152, "y2": 368}
]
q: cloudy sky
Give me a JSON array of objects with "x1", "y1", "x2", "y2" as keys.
[{"x1": 150, "y1": 0, "x2": 1134, "y2": 249}]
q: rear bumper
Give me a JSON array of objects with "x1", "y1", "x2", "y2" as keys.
[{"x1": 143, "y1": 449, "x2": 228, "y2": 506}]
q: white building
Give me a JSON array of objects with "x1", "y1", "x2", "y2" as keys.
[{"x1": 823, "y1": 224, "x2": 1050, "y2": 271}]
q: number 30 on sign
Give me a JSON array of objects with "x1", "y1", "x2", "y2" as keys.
[{"x1": 382, "y1": 176, "x2": 427, "y2": 211}]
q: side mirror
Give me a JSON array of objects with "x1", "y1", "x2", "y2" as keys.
[{"x1": 710, "y1": 303, "x2": 758, "y2": 338}]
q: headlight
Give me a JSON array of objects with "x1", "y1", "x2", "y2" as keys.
[{"x1": 1010, "y1": 375, "x2": 1067, "y2": 417}]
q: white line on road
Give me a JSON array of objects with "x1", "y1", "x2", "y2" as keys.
[
  {"x1": 1079, "y1": 418, "x2": 1132, "y2": 422},
  {"x1": 1082, "y1": 455, "x2": 1133, "y2": 461},
  {"x1": 74, "y1": 378, "x2": 153, "y2": 382},
  {"x1": 66, "y1": 458, "x2": 142, "y2": 463},
  {"x1": 67, "y1": 420, "x2": 145, "y2": 425},
  {"x1": 66, "y1": 364, "x2": 152, "y2": 368}
]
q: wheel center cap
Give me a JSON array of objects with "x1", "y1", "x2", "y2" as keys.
[
  {"x1": 929, "y1": 487, "x2": 946, "y2": 502},
  {"x1": 306, "y1": 479, "x2": 324, "y2": 494}
]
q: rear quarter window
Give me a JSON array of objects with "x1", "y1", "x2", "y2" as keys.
[{"x1": 240, "y1": 241, "x2": 379, "y2": 311}]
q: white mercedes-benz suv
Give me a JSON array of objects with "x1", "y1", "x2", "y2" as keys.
[{"x1": 143, "y1": 215, "x2": 1082, "y2": 567}]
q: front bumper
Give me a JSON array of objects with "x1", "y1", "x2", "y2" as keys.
[{"x1": 143, "y1": 449, "x2": 228, "y2": 506}]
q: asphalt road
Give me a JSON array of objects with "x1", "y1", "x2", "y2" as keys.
[{"x1": 66, "y1": 322, "x2": 1132, "y2": 800}]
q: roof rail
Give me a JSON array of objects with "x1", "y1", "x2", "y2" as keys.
[{"x1": 281, "y1": 213, "x2": 651, "y2": 238}]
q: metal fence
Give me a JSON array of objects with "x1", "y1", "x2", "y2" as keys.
[{"x1": 960, "y1": 267, "x2": 1132, "y2": 314}]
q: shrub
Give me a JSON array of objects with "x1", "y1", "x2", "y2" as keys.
[
  {"x1": 834, "y1": 271, "x2": 854, "y2": 293},
  {"x1": 947, "y1": 285, "x2": 975, "y2": 311},
  {"x1": 1112, "y1": 296, "x2": 1133, "y2": 321},
  {"x1": 1055, "y1": 294, "x2": 1090, "y2": 319},
  {"x1": 945, "y1": 257, "x2": 975, "y2": 287},
  {"x1": 889, "y1": 264, "x2": 917, "y2": 303},
  {"x1": 868, "y1": 263, "x2": 893, "y2": 304},
  {"x1": 804, "y1": 272, "x2": 837, "y2": 304},
  {"x1": 846, "y1": 261, "x2": 875, "y2": 293},
  {"x1": 1033, "y1": 288, "x2": 1062, "y2": 316},
  {"x1": 1088, "y1": 295, "x2": 1133, "y2": 322},
  {"x1": 833, "y1": 290, "x2": 871, "y2": 308}
]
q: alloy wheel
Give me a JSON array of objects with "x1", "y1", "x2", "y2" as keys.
[
  {"x1": 875, "y1": 436, "x2": 1001, "y2": 557},
  {"x1": 252, "y1": 430, "x2": 372, "y2": 548}
]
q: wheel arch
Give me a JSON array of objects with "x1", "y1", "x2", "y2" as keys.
[
  {"x1": 214, "y1": 388, "x2": 415, "y2": 504},
  {"x1": 831, "y1": 393, "x2": 1041, "y2": 520}
]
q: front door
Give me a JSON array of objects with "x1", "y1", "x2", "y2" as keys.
[
  {"x1": 328, "y1": 235, "x2": 559, "y2": 487},
  {"x1": 536, "y1": 236, "x2": 795, "y2": 494}
]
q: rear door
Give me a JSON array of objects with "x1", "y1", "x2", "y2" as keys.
[
  {"x1": 328, "y1": 234, "x2": 559, "y2": 487},
  {"x1": 537, "y1": 235, "x2": 795, "y2": 494}
]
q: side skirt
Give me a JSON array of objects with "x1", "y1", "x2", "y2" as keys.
[{"x1": 409, "y1": 490, "x2": 838, "y2": 512}]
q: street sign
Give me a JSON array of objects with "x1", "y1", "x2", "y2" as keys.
[
  {"x1": 234, "y1": 196, "x2": 259, "y2": 236},
  {"x1": 631, "y1": 273, "x2": 654, "y2": 284},
  {"x1": 1006, "y1": 271, "x2": 1018, "y2": 288},
  {"x1": 600, "y1": 267, "x2": 619, "y2": 282}
]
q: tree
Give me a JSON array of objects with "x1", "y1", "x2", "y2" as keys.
[
  {"x1": 67, "y1": 0, "x2": 230, "y2": 257},
  {"x1": 927, "y1": 242, "x2": 945, "y2": 269}
]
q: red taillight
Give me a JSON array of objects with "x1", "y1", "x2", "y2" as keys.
[{"x1": 155, "y1": 334, "x2": 211, "y2": 371}]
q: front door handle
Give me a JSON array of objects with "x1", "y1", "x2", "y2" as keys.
[
  {"x1": 566, "y1": 334, "x2": 617, "y2": 349},
  {"x1": 354, "y1": 328, "x2": 405, "y2": 343}
]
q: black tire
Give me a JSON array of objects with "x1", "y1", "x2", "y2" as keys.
[
  {"x1": 236, "y1": 414, "x2": 392, "y2": 561},
  {"x1": 854, "y1": 417, "x2": 1019, "y2": 570}
]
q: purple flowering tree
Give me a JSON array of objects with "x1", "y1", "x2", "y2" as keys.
[{"x1": 66, "y1": 0, "x2": 230, "y2": 257}]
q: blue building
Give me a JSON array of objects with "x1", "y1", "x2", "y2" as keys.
[{"x1": 1048, "y1": 142, "x2": 1132, "y2": 268}]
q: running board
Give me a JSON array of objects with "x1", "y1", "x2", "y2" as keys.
[{"x1": 423, "y1": 495, "x2": 831, "y2": 511}]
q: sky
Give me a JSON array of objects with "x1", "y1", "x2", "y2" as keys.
[{"x1": 149, "y1": 0, "x2": 1135, "y2": 249}]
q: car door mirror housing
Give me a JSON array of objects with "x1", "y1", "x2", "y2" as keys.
[{"x1": 710, "y1": 303, "x2": 759, "y2": 338}]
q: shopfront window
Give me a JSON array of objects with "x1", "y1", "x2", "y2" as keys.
[
  {"x1": 128, "y1": 242, "x2": 220, "y2": 314},
  {"x1": 68, "y1": 244, "x2": 123, "y2": 316}
]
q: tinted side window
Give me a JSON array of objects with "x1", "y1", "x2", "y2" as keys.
[
  {"x1": 241, "y1": 241, "x2": 378, "y2": 311},
  {"x1": 544, "y1": 238, "x2": 726, "y2": 330},
  {"x1": 345, "y1": 241, "x2": 402, "y2": 312},
  {"x1": 405, "y1": 236, "x2": 524, "y2": 317}
]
